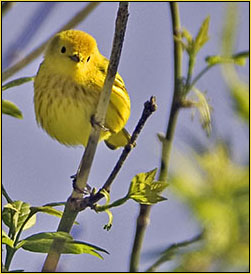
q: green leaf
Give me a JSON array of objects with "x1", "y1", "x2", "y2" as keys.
[
  {"x1": 95, "y1": 195, "x2": 128, "y2": 211},
  {"x1": 182, "y1": 28, "x2": 193, "y2": 45},
  {"x1": 128, "y1": 168, "x2": 168, "y2": 205},
  {"x1": 179, "y1": 28, "x2": 193, "y2": 52},
  {"x1": 18, "y1": 231, "x2": 73, "y2": 244},
  {"x1": 35, "y1": 202, "x2": 82, "y2": 224},
  {"x1": 2, "y1": 76, "x2": 34, "y2": 91},
  {"x1": 18, "y1": 232, "x2": 108, "y2": 259},
  {"x1": 194, "y1": 16, "x2": 210, "y2": 53},
  {"x1": 2, "y1": 100, "x2": 23, "y2": 119},
  {"x1": 3, "y1": 201, "x2": 36, "y2": 235},
  {"x1": 206, "y1": 52, "x2": 249, "y2": 66},
  {"x1": 182, "y1": 16, "x2": 210, "y2": 57},
  {"x1": 33, "y1": 205, "x2": 83, "y2": 224},
  {"x1": 30, "y1": 206, "x2": 64, "y2": 219},
  {"x1": 192, "y1": 88, "x2": 212, "y2": 136},
  {"x1": 2, "y1": 229, "x2": 14, "y2": 247},
  {"x1": 43, "y1": 201, "x2": 66, "y2": 207},
  {"x1": 3, "y1": 203, "x2": 19, "y2": 211},
  {"x1": 31, "y1": 204, "x2": 82, "y2": 225}
]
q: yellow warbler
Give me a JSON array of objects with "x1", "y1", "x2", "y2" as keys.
[{"x1": 34, "y1": 30, "x2": 130, "y2": 149}]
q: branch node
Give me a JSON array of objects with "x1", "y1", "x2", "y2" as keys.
[
  {"x1": 125, "y1": 143, "x2": 134, "y2": 152},
  {"x1": 144, "y1": 96, "x2": 157, "y2": 115}
]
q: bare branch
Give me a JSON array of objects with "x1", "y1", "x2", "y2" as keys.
[
  {"x1": 129, "y1": 3, "x2": 183, "y2": 272},
  {"x1": 41, "y1": 3, "x2": 129, "y2": 272},
  {"x1": 2, "y1": 2, "x2": 100, "y2": 82},
  {"x1": 80, "y1": 96, "x2": 157, "y2": 208}
]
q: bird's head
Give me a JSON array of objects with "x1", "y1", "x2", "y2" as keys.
[{"x1": 44, "y1": 30, "x2": 99, "y2": 80}]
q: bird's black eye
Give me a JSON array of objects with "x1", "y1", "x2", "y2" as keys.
[
  {"x1": 86, "y1": 56, "x2": 91, "y2": 62},
  {"x1": 61, "y1": 46, "x2": 66, "y2": 54}
]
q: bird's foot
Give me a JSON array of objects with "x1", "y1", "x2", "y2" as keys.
[
  {"x1": 71, "y1": 174, "x2": 91, "y2": 194},
  {"x1": 91, "y1": 115, "x2": 109, "y2": 132}
]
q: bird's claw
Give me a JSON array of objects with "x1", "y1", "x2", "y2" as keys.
[
  {"x1": 71, "y1": 174, "x2": 91, "y2": 194},
  {"x1": 91, "y1": 115, "x2": 109, "y2": 132}
]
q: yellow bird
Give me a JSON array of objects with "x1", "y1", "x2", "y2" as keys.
[{"x1": 34, "y1": 30, "x2": 130, "y2": 149}]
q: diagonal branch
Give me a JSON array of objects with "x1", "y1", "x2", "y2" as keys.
[
  {"x1": 2, "y1": 2, "x2": 15, "y2": 16},
  {"x1": 2, "y1": 2, "x2": 100, "y2": 82},
  {"x1": 41, "y1": 3, "x2": 129, "y2": 272},
  {"x1": 74, "y1": 2, "x2": 129, "y2": 195},
  {"x1": 103, "y1": 97, "x2": 157, "y2": 192},
  {"x1": 86, "y1": 96, "x2": 157, "y2": 207}
]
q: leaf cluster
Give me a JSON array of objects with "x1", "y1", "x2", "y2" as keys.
[
  {"x1": 2, "y1": 200, "x2": 108, "y2": 272},
  {"x1": 95, "y1": 168, "x2": 168, "y2": 230},
  {"x1": 169, "y1": 143, "x2": 249, "y2": 272},
  {"x1": 173, "y1": 15, "x2": 249, "y2": 137}
]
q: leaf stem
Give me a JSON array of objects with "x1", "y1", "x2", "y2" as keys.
[
  {"x1": 4, "y1": 209, "x2": 37, "y2": 270},
  {"x1": 95, "y1": 196, "x2": 128, "y2": 211},
  {"x1": 185, "y1": 56, "x2": 195, "y2": 92},
  {"x1": 190, "y1": 64, "x2": 213, "y2": 89},
  {"x1": 4, "y1": 247, "x2": 16, "y2": 271},
  {"x1": 2, "y1": 185, "x2": 13, "y2": 203}
]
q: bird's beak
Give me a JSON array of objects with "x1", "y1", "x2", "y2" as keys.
[{"x1": 69, "y1": 54, "x2": 81, "y2": 63}]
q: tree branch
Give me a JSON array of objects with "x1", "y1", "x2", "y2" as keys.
[
  {"x1": 129, "y1": 3, "x2": 183, "y2": 272},
  {"x1": 2, "y1": 2, "x2": 100, "y2": 82},
  {"x1": 41, "y1": 3, "x2": 129, "y2": 272},
  {"x1": 103, "y1": 96, "x2": 157, "y2": 192},
  {"x1": 2, "y1": 2, "x2": 15, "y2": 17},
  {"x1": 86, "y1": 96, "x2": 157, "y2": 207},
  {"x1": 74, "y1": 2, "x2": 129, "y2": 195},
  {"x1": 2, "y1": 185, "x2": 13, "y2": 204}
]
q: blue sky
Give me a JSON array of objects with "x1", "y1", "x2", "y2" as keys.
[{"x1": 2, "y1": 2, "x2": 249, "y2": 272}]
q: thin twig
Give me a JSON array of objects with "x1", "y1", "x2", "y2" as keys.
[
  {"x1": 2, "y1": 185, "x2": 13, "y2": 204},
  {"x1": 41, "y1": 3, "x2": 129, "y2": 272},
  {"x1": 159, "y1": 2, "x2": 183, "y2": 183},
  {"x1": 4, "y1": 3, "x2": 57, "y2": 69},
  {"x1": 87, "y1": 96, "x2": 157, "y2": 206},
  {"x1": 2, "y1": 2, "x2": 100, "y2": 82},
  {"x1": 190, "y1": 64, "x2": 213, "y2": 90},
  {"x1": 103, "y1": 96, "x2": 157, "y2": 191},
  {"x1": 129, "y1": 3, "x2": 183, "y2": 272},
  {"x1": 2, "y1": 2, "x2": 15, "y2": 16},
  {"x1": 74, "y1": 1, "x2": 129, "y2": 196}
]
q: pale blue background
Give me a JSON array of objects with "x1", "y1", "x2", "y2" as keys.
[{"x1": 2, "y1": 2, "x2": 249, "y2": 272}]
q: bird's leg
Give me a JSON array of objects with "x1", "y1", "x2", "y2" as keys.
[
  {"x1": 91, "y1": 115, "x2": 109, "y2": 132},
  {"x1": 71, "y1": 174, "x2": 92, "y2": 194}
]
